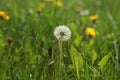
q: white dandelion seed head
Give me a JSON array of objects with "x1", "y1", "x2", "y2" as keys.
[
  {"x1": 54, "y1": 25, "x2": 71, "y2": 41},
  {"x1": 80, "y1": 9, "x2": 89, "y2": 16}
]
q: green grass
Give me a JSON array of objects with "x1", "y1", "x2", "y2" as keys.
[{"x1": 0, "y1": 0, "x2": 120, "y2": 80}]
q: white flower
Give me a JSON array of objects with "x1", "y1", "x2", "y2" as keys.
[
  {"x1": 80, "y1": 9, "x2": 89, "y2": 16},
  {"x1": 54, "y1": 25, "x2": 71, "y2": 41}
]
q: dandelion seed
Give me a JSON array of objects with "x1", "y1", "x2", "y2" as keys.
[
  {"x1": 0, "y1": 11, "x2": 10, "y2": 20},
  {"x1": 85, "y1": 27, "x2": 96, "y2": 38},
  {"x1": 54, "y1": 25, "x2": 71, "y2": 41}
]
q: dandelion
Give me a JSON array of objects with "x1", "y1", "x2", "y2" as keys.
[
  {"x1": 6, "y1": 37, "x2": 13, "y2": 46},
  {"x1": 80, "y1": 10, "x2": 89, "y2": 16},
  {"x1": 54, "y1": 25, "x2": 71, "y2": 41},
  {"x1": 85, "y1": 27, "x2": 96, "y2": 38},
  {"x1": 36, "y1": 3, "x2": 45, "y2": 14},
  {"x1": 0, "y1": 11, "x2": 10, "y2": 20},
  {"x1": 39, "y1": 3, "x2": 45, "y2": 9},
  {"x1": 89, "y1": 15, "x2": 98, "y2": 23},
  {"x1": 76, "y1": 6, "x2": 83, "y2": 12},
  {"x1": 54, "y1": 25, "x2": 71, "y2": 79},
  {"x1": 36, "y1": 7, "x2": 42, "y2": 14},
  {"x1": 55, "y1": 1, "x2": 63, "y2": 7},
  {"x1": 44, "y1": 0, "x2": 53, "y2": 2}
]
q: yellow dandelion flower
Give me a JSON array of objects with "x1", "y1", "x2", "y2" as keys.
[
  {"x1": 36, "y1": 3, "x2": 45, "y2": 14},
  {"x1": 39, "y1": 3, "x2": 45, "y2": 9},
  {"x1": 44, "y1": 0, "x2": 53, "y2": 2},
  {"x1": 85, "y1": 27, "x2": 96, "y2": 38},
  {"x1": 0, "y1": 11, "x2": 10, "y2": 20},
  {"x1": 89, "y1": 15, "x2": 98, "y2": 21},
  {"x1": 36, "y1": 7, "x2": 42, "y2": 14},
  {"x1": 55, "y1": 1, "x2": 63, "y2": 7},
  {"x1": 76, "y1": 6, "x2": 83, "y2": 12}
]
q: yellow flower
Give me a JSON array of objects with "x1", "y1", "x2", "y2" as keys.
[
  {"x1": 39, "y1": 3, "x2": 45, "y2": 9},
  {"x1": 85, "y1": 27, "x2": 96, "y2": 38},
  {"x1": 0, "y1": 11, "x2": 10, "y2": 20},
  {"x1": 36, "y1": 3, "x2": 45, "y2": 14},
  {"x1": 76, "y1": 6, "x2": 83, "y2": 12},
  {"x1": 89, "y1": 15, "x2": 98, "y2": 21},
  {"x1": 55, "y1": 1, "x2": 63, "y2": 7},
  {"x1": 36, "y1": 7, "x2": 42, "y2": 14},
  {"x1": 44, "y1": 0, "x2": 53, "y2": 2}
]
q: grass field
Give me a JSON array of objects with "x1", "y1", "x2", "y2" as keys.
[{"x1": 0, "y1": 0, "x2": 120, "y2": 80}]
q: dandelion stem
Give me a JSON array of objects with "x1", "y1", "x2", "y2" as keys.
[{"x1": 58, "y1": 40, "x2": 63, "y2": 79}]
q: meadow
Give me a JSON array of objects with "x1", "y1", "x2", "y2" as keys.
[{"x1": 0, "y1": 0, "x2": 120, "y2": 80}]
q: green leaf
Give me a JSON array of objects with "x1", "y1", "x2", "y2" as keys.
[
  {"x1": 70, "y1": 45, "x2": 84, "y2": 77},
  {"x1": 91, "y1": 50, "x2": 97, "y2": 64},
  {"x1": 98, "y1": 54, "x2": 110, "y2": 69},
  {"x1": 70, "y1": 22, "x2": 79, "y2": 37},
  {"x1": 73, "y1": 36, "x2": 82, "y2": 47}
]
